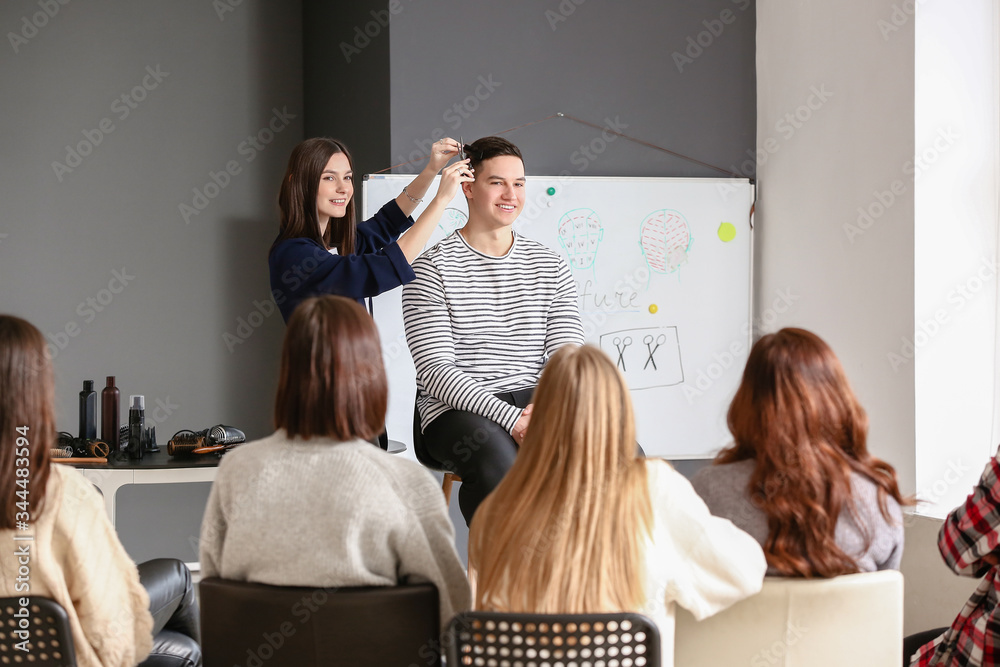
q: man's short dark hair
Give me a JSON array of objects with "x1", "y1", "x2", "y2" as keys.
[{"x1": 464, "y1": 136, "x2": 523, "y2": 172}]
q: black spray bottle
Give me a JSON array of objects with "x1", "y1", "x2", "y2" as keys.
[{"x1": 79, "y1": 380, "x2": 96, "y2": 440}]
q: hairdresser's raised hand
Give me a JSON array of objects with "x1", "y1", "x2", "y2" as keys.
[
  {"x1": 433, "y1": 159, "x2": 475, "y2": 203},
  {"x1": 426, "y1": 137, "x2": 462, "y2": 174}
]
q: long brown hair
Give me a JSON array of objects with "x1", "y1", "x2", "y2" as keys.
[
  {"x1": 717, "y1": 327, "x2": 908, "y2": 577},
  {"x1": 273, "y1": 137, "x2": 358, "y2": 254},
  {"x1": 469, "y1": 345, "x2": 652, "y2": 612},
  {"x1": 0, "y1": 316, "x2": 53, "y2": 529},
  {"x1": 274, "y1": 295, "x2": 386, "y2": 441}
]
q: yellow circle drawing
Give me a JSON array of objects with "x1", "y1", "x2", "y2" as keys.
[{"x1": 718, "y1": 222, "x2": 736, "y2": 242}]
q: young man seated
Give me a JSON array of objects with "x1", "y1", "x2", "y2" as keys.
[{"x1": 402, "y1": 136, "x2": 584, "y2": 525}]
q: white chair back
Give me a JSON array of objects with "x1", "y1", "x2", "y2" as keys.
[{"x1": 674, "y1": 570, "x2": 903, "y2": 667}]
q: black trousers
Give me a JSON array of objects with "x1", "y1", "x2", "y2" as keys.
[
  {"x1": 137, "y1": 558, "x2": 202, "y2": 667},
  {"x1": 423, "y1": 388, "x2": 534, "y2": 526}
]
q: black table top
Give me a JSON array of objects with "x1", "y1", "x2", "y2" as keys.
[
  {"x1": 72, "y1": 439, "x2": 407, "y2": 470},
  {"x1": 74, "y1": 447, "x2": 222, "y2": 470}
]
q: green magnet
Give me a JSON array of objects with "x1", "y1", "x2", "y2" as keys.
[{"x1": 546, "y1": 187, "x2": 556, "y2": 196}]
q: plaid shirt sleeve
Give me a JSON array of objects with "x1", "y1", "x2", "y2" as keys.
[
  {"x1": 911, "y1": 447, "x2": 1000, "y2": 666},
  {"x1": 938, "y1": 452, "x2": 1000, "y2": 578}
]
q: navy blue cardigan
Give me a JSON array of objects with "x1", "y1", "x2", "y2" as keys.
[{"x1": 268, "y1": 200, "x2": 417, "y2": 322}]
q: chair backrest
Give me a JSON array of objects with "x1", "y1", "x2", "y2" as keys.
[
  {"x1": 446, "y1": 611, "x2": 661, "y2": 667},
  {"x1": 674, "y1": 570, "x2": 904, "y2": 667},
  {"x1": 199, "y1": 578, "x2": 440, "y2": 667},
  {"x1": 0, "y1": 596, "x2": 76, "y2": 666}
]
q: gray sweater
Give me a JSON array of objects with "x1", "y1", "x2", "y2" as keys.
[
  {"x1": 690, "y1": 458, "x2": 903, "y2": 574},
  {"x1": 199, "y1": 432, "x2": 471, "y2": 627}
]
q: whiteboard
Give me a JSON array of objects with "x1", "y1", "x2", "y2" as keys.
[{"x1": 363, "y1": 175, "x2": 753, "y2": 459}]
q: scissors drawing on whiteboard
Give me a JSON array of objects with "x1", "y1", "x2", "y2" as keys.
[
  {"x1": 643, "y1": 334, "x2": 666, "y2": 370},
  {"x1": 613, "y1": 336, "x2": 633, "y2": 371}
]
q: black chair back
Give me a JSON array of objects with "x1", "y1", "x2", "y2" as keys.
[
  {"x1": 447, "y1": 611, "x2": 661, "y2": 667},
  {"x1": 199, "y1": 578, "x2": 440, "y2": 667},
  {"x1": 0, "y1": 596, "x2": 76, "y2": 666}
]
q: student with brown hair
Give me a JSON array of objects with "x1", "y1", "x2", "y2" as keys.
[
  {"x1": 268, "y1": 137, "x2": 473, "y2": 322},
  {"x1": 468, "y1": 345, "x2": 765, "y2": 666},
  {"x1": 692, "y1": 327, "x2": 909, "y2": 577},
  {"x1": 199, "y1": 295, "x2": 470, "y2": 627},
  {"x1": 0, "y1": 315, "x2": 201, "y2": 667}
]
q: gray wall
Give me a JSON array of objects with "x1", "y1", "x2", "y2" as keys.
[
  {"x1": 2, "y1": 0, "x2": 303, "y2": 441},
  {"x1": 390, "y1": 0, "x2": 756, "y2": 178}
]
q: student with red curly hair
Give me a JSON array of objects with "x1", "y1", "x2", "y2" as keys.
[{"x1": 692, "y1": 327, "x2": 909, "y2": 577}]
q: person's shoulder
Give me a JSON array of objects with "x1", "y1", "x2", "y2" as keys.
[
  {"x1": 215, "y1": 432, "x2": 287, "y2": 473},
  {"x1": 691, "y1": 458, "x2": 754, "y2": 482},
  {"x1": 849, "y1": 470, "x2": 903, "y2": 522},
  {"x1": 270, "y1": 236, "x2": 325, "y2": 262},
  {"x1": 515, "y1": 234, "x2": 560, "y2": 258},
  {"x1": 352, "y1": 446, "x2": 446, "y2": 514},
  {"x1": 412, "y1": 233, "x2": 463, "y2": 269},
  {"x1": 514, "y1": 234, "x2": 571, "y2": 269},
  {"x1": 50, "y1": 463, "x2": 99, "y2": 502},
  {"x1": 690, "y1": 458, "x2": 754, "y2": 500},
  {"x1": 47, "y1": 464, "x2": 108, "y2": 526},
  {"x1": 354, "y1": 445, "x2": 439, "y2": 487},
  {"x1": 644, "y1": 458, "x2": 700, "y2": 498}
]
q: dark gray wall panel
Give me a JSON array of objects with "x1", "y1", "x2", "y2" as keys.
[
  {"x1": 303, "y1": 0, "x2": 392, "y2": 180},
  {"x1": 389, "y1": 0, "x2": 755, "y2": 177}
]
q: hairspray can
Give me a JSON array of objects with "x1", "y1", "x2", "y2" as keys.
[{"x1": 79, "y1": 380, "x2": 96, "y2": 440}]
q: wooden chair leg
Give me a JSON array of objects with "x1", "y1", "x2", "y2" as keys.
[{"x1": 442, "y1": 473, "x2": 461, "y2": 505}]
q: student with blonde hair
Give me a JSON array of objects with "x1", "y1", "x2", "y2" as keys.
[{"x1": 468, "y1": 344, "x2": 766, "y2": 665}]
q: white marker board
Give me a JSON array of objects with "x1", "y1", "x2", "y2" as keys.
[{"x1": 363, "y1": 175, "x2": 753, "y2": 459}]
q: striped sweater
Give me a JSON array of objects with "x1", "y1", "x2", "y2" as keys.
[{"x1": 403, "y1": 231, "x2": 584, "y2": 433}]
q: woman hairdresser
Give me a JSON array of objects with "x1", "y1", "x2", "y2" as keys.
[{"x1": 268, "y1": 136, "x2": 473, "y2": 322}]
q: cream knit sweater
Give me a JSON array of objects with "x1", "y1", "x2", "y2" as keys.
[
  {"x1": 199, "y1": 432, "x2": 471, "y2": 627},
  {"x1": 0, "y1": 464, "x2": 153, "y2": 667}
]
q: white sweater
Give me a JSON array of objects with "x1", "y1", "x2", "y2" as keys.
[
  {"x1": 199, "y1": 432, "x2": 471, "y2": 627},
  {"x1": 640, "y1": 459, "x2": 767, "y2": 665}
]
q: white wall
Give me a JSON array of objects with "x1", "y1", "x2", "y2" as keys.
[
  {"x1": 900, "y1": 514, "x2": 980, "y2": 635},
  {"x1": 914, "y1": 0, "x2": 999, "y2": 518},
  {"x1": 756, "y1": 0, "x2": 915, "y2": 492}
]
